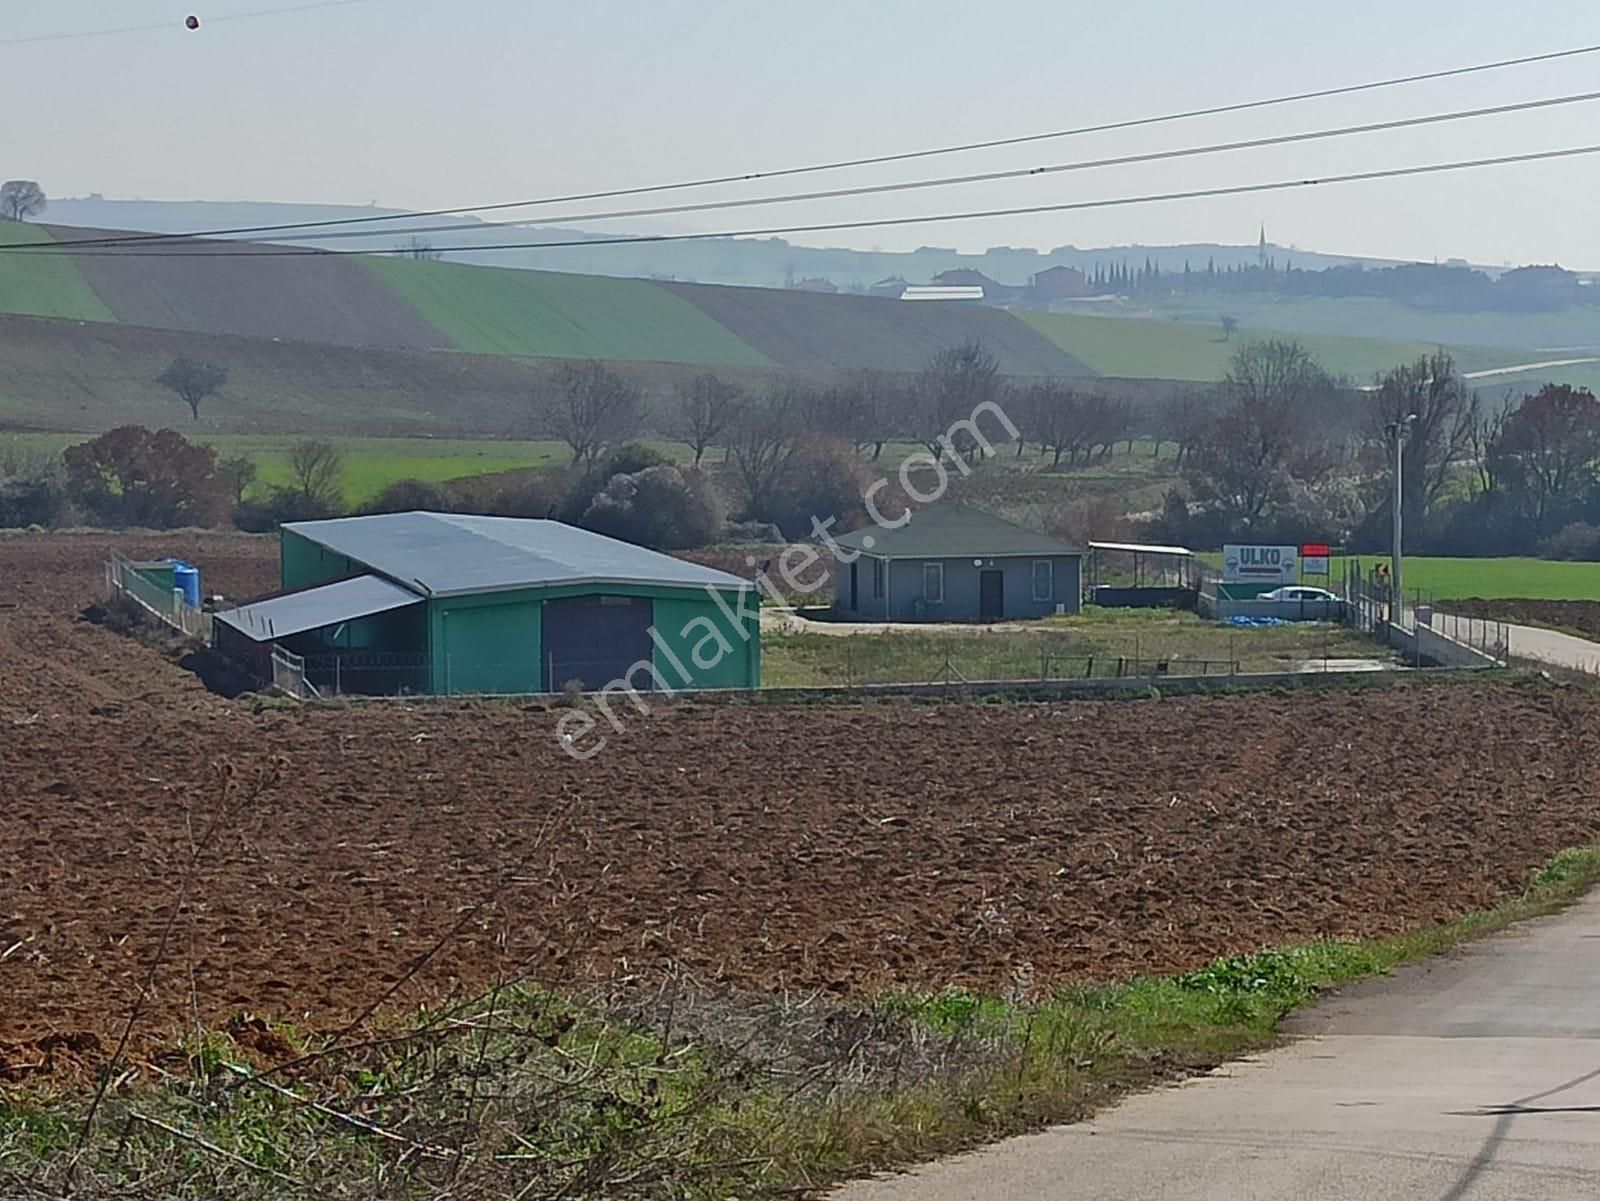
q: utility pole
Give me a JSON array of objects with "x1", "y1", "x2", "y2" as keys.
[{"x1": 1387, "y1": 413, "x2": 1418, "y2": 627}]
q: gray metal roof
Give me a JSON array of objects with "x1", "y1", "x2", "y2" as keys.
[
  {"x1": 216, "y1": 574, "x2": 423, "y2": 642},
  {"x1": 283, "y1": 512, "x2": 749, "y2": 599},
  {"x1": 834, "y1": 504, "x2": 1084, "y2": 560}
]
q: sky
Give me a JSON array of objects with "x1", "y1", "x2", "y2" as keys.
[{"x1": 4, "y1": 0, "x2": 1600, "y2": 267}]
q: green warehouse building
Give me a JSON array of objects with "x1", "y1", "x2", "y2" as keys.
[{"x1": 214, "y1": 512, "x2": 760, "y2": 695}]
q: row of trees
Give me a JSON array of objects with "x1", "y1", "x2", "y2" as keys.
[
  {"x1": 0, "y1": 429, "x2": 349, "y2": 531},
  {"x1": 1156, "y1": 339, "x2": 1600, "y2": 556}
]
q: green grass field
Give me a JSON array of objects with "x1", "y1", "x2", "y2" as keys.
[
  {"x1": 0, "y1": 432, "x2": 704, "y2": 506},
  {"x1": 1018, "y1": 310, "x2": 1532, "y2": 383},
  {"x1": 1200, "y1": 552, "x2": 1600, "y2": 602},
  {"x1": 0, "y1": 223, "x2": 117, "y2": 323},
  {"x1": 763, "y1": 609, "x2": 1386, "y2": 687},
  {"x1": 1134, "y1": 296, "x2": 1600, "y2": 366},
  {"x1": 362, "y1": 257, "x2": 773, "y2": 365},
  {"x1": 1385, "y1": 556, "x2": 1600, "y2": 602}
]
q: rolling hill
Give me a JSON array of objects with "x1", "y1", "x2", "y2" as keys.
[{"x1": 0, "y1": 220, "x2": 1588, "y2": 441}]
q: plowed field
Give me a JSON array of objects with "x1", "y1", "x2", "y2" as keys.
[{"x1": 5, "y1": 534, "x2": 1600, "y2": 1082}]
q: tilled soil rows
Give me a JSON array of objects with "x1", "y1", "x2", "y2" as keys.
[{"x1": 5, "y1": 534, "x2": 1600, "y2": 1081}]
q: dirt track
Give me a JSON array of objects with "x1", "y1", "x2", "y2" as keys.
[{"x1": 5, "y1": 534, "x2": 1600, "y2": 1081}]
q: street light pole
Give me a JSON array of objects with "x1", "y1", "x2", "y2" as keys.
[{"x1": 1387, "y1": 414, "x2": 1418, "y2": 626}]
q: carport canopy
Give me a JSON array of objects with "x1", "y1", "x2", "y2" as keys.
[{"x1": 216, "y1": 574, "x2": 424, "y2": 643}]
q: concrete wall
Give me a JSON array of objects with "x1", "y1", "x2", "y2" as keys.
[
  {"x1": 1388, "y1": 621, "x2": 1500, "y2": 669},
  {"x1": 1200, "y1": 594, "x2": 1345, "y2": 622},
  {"x1": 835, "y1": 554, "x2": 1082, "y2": 621}
]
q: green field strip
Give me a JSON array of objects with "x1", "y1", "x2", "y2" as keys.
[
  {"x1": 361, "y1": 258, "x2": 773, "y2": 366},
  {"x1": 0, "y1": 224, "x2": 117, "y2": 323},
  {"x1": 1018, "y1": 311, "x2": 1531, "y2": 384}
]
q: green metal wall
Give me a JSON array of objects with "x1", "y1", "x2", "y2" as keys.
[
  {"x1": 651, "y1": 592, "x2": 760, "y2": 689},
  {"x1": 429, "y1": 591, "x2": 543, "y2": 695},
  {"x1": 281, "y1": 530, "x2": 363, "y2": 591},
  {"x1": 427, "y1": 583, "x2": 760, "y2": 695},
  {"x1": 279, "y1": 530, "x2": 759, "y2": 694}
]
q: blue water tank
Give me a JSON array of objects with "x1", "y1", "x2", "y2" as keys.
[{"x1": 172, "y1": 562, "x2": 202, "y2": 609}]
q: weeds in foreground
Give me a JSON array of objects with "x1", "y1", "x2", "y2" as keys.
[{"x1": 4, "y1": 846, "x2": 1598, "y2": 1199}]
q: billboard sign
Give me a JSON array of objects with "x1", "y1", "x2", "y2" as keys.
[
  {"x1": 1301, "y1": 543, "x2": 1331, "y2": 576},
  {"x1": 1223, "y1": 544, "x2": 1298, "y2": 584}
]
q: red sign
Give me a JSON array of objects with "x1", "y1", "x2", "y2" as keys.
[{"x1": 1301, "y1": 543, "x2": 1331, "y2": 557}]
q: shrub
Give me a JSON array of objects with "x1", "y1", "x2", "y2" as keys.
[
  {"x1": 64, "y1": 426, "x2": 231, "y2": 529},
  {"x1": 1539, "y1": 521, "x2": 1600, "y2": 561},
  {"x1": 365, "y1": 478, "x2": 457, "y2": 515},
  {"x1": 759, "y1": 436, "x2": 873, "y2": 540},
  {"x1": 234, "y1": 487, "x2": 338, "y2": 533},
  {"x1": 580, "y1": 465, "x2": 724, "y2": 549},
  {"x1": 602, "y1": 441, "x2": 673, "y2": 479}
]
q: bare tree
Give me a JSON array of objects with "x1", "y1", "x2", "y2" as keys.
[
  {"x1": 156, "y1": 357, "x2": 228, "y2": 422},
  {"x1": 1184, "y1": 341, "x2": 1337, "y2": 531},
  {"x1": 286, "y1": 440, "x2": 346, "y2": 513},
  {"x1": 1219, "y1": 315, "x2": 1239, "y2": 342},
  {"x1": 218, "y1": 455, "x2": 258, "y2": 507},
  {"x1": 0, "y1": 181, "x2": 46, "y2": 222},
  {"x1": 1153, "y1": 393, "x2": 1206, "y2": 464},
  {"x1": 1366, "y1": 351, "x2": 1479, "y2": 532},
  {"x1": 1487, "y1": 384, "x2": 1600, "y2": 534},
  {"x1": 536, "y1": 361, "x2": 645, "y2": 469},
  {"x1": 1018, "y1": 380, "x2": 1081, "y2": 468},
  {"x1": 726, "y1": 385, "x2": 801, "y2": 520},
  {"x1": 399, "y1": 235, "x2": 441, "y2": 261},
  {"x1": 910, "y1": 340, "x2": 1003, "y2": 461},
  {"x1": 836, "y1": 369, "x2": 905, "y2": 459},
  {"x1": 671, "y1": 373, "x2": 743, "y2": 466}
]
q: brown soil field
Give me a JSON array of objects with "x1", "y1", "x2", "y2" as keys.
[
  {"x1": 48, "y1": 226, "x2": 450, "y2": 351},
  {"x1": 1447, "y1": 598, "x2": 1600, "y2": 643},
  {"x1": 5, "y1": 534, "x2": 1600, "y2": 1082},
  {"x1": 661, "y1": 280, "x2": 1092, "y2": 375}
]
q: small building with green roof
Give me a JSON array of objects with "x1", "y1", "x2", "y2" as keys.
[{"x1": 831, "y1": 504, "x2": 1083, "y2": 622}]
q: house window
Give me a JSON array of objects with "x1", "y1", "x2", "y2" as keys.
[
  {"x1": 873, "y1": 558, "x2": 885, "y2": 599},
  {"x1": 1032, "y1": 560, "x2": 1054, "y2": 603},
  {"x1": 923, "y1": 561, "x2": 944, "y2": 604}
]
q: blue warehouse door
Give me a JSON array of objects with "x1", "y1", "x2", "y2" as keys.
[{"x1": 541, "y1": 595, "x2": 655, "y2": 692}]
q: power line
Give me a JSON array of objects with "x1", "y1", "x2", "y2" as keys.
[
  {"x1": 52, "y1": 86, "x2": 1596, "y2": 249},
  {"x1": 37, "y1": 143, "x2": 1600, "y2": 259},
  {"x1": 18, "y1": 38, "x2": 1600, "y2": 250},
  {"x1": 0, "y1": 0, "x2": 383, "y2": 47}
]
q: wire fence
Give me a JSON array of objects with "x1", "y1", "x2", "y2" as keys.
[
  {"x1": 106, "y1": 551, "x2": 212, "y2": 642},
  {"x1": 1340, "y1": 562, "x2": 1508, "y2": 665}
]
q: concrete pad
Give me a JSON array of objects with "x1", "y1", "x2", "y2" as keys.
[{"x1": 836, "y1": 894, "x2": 1600, "y2": 1201}]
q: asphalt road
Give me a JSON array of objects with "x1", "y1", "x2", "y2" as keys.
[
  {"x1": 1431, "y1": 612, "x2": 1600, "y2": 675},
  {"x1": 835, "y1": 893, "x2": 1600, "y2": 1201}
]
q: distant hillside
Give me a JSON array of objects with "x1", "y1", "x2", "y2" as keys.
[
  {"x1": 39, "y1": 197, "x2": 1402, "y2": 288},
  {"x1": 0, "y1": 223, "x2": 1091, "y2": 375}
]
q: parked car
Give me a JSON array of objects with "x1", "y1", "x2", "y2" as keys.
[{"x1": 1260, "y1": 586, "x2": 1339, "y2": 602}]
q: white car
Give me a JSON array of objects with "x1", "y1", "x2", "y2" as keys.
[{"x1": 1261, "y1": 586, "x2": 1339, "y2": 602}]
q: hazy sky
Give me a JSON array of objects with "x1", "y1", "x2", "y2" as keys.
[{"x1": 6, "y1": 0, "x2": 1600, "y2": 266}]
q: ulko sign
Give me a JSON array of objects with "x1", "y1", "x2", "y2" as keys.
[{"x1": 1223, "y1": 544, "x2": 1298, "y2": 584}]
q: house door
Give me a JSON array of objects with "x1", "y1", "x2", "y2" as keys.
[
  {"x1": 850, "y1": 562, "x2": 859, "y2": 611},
  {"x1": 979, "y1": 570, "x2": 1005, "y2": 620}
]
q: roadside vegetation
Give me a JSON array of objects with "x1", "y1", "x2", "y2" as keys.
[{"x1": 6, "y1": 845, "x2": 1596, "y2": 1200}]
